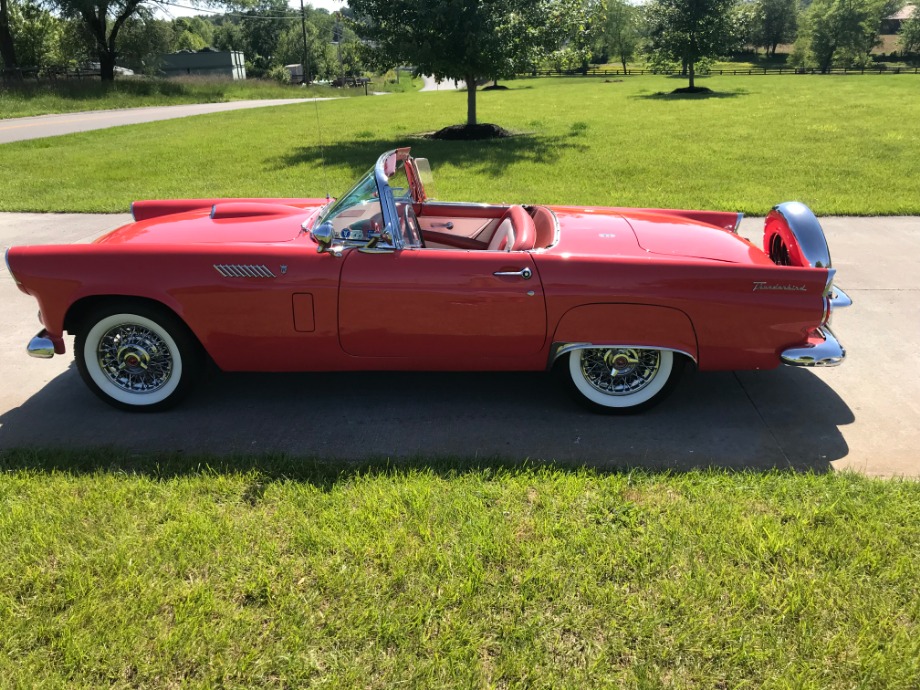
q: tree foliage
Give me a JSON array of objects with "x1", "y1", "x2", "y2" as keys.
[
  {"x1": 797, "y1": 0, "x2": 900, "y2": 71},
  {"x1": 898, "y1": 7, "x2": 920, "y2": 54},
  {"x1": 45, "y1": 0, "x2": 148, "y2": 79},
  {"x1": 597, "y1": 0, "x2": 641, "y2": 71},
  {"x1": 348, "y1": 0, "x2": 583, "y2": 125},
  {"x1": 751, "y1": 0, "x2": 798, "y2": 55},
  {"x1": 644, "y1": 0, "x2": 740, "y2": 88},
  {"x1": 7, "y1": 0, "x2": 62, "y2": 69},
  {"x1": 0, "y1": 0, "x2": 366, "y2": 81}
]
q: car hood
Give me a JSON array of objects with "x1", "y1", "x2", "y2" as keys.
[
  {"x1": 95, "y1": 200, "x2": 327, "y2": 246},
  {"x1": 550, "y1": 207, "x2": 773, "y2": 265}
]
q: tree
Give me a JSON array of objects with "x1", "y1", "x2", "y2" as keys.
[
  {"x1": 753, "y1": 0, "x2": 798, "y2": 55},
  {"x1": 349, "y1": 0, "x2": 582, "y2": 127},
  {"x1": 899, "y1": 7, "x2": 920, "y2": 54},
  {"x1": 172, "y1": 16, "x2": 214, "y2": 51},
  {"x1": 117, "y1": 15, "x2": 173, "y2": 73},
  {"x1": 45, "y1": 0, "x2": 148, "y2": 79},
  {"x1": 236, "y1": 0, "x2": 291, "y2": 75},
  {"x1": 600, "y1": 0, "x2": 641, "y2": 71},
  {"x1": 645, "y1": 0, "x2": 739, "y2": 89},
  {"x1": 800, "y1": 0, "x2": 898, "y2": 72},
  {"x1": 8, "y1": 0, "x2": 63, "y2": 71},
  {"x1": 1, "y1": 0, "x2": 19, "y2": 73}
]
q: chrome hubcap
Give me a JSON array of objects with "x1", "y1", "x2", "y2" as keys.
[
  {"x1": 580, "y1": 348, "x2": 660, "y2": 396},
  {"x1": 97, "y1": 324, "x2": 172, "y2": 393}
]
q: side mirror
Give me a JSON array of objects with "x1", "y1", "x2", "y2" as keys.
[{"x1": 310, "y1": 221, "x2": 335, "y2": 254}]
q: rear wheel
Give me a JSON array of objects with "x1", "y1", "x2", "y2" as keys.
[
  {"x1": 563, "y1": 347, "x2": 683, "y2": 414},
  {"x1": 75, "y1": 303, "x2": 202, "y2": 411}
]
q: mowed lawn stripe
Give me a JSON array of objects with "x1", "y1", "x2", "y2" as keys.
[{"x1": 1, "y1": 75, "x2": 918, "y2": 215}]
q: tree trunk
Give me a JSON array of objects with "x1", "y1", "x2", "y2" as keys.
[
  {"x1": 688, "y1": 61, "x2": 695, "y2": 89},
  {"x1": 99, "y1": 50, "x2": 116, "y2": 81},
  {"x1": 466, "y1": 73, "x2": 476, "y2": 126},
  {"x1": 621, "y1": 57, "x2": 627, "y2": 73},
  {"x1": 0, "y1": 0, "x2": 18, "y2": 77}
]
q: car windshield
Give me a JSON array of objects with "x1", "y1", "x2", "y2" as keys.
[
  {"x1": 315, "y1": 166, "x2": 382, "y2": 241},
  {"x1": 314, "y1": 149, "x2": 423, "y2": 248}
]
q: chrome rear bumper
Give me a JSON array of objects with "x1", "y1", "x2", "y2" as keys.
[
  {"x1": 781, "y1": 326, "x2": 845, "y2": 367},
  {"x1": 27, "y1": 329, "x2": 56, "y2": 359}
]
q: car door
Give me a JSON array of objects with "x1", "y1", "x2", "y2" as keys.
[{"x1": 338, "y1": 248, "x2": 547, "y2": 359}]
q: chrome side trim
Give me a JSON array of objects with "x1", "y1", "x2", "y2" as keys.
[
  {"x1": 214, "y1": 264, "x2": 276, "y2": 278},
  {"x1": 781, "y1": 327, "x2": 845, "y2": 367},
  {"x1": 549, "y1": 342, "x2": 697, "y2": 369},
  {"x1": 773, "y1": 202, "x2": 832, "y2": 268},
  {"x1": 27, "y1": 329, "x2": 55, "y2": 359}
]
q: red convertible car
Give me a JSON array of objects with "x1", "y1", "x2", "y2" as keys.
[{"x1": 6, "y1": 148, "x2": 851, "y2": 413}]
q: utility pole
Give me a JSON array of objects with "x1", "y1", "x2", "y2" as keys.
[{"x1": 299, "y1": 0, "x2": 309, "y2": 84}]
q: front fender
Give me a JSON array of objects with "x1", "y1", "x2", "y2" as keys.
[{"x1": 550, "y1": 303, "x2": 698, "y2": 365}]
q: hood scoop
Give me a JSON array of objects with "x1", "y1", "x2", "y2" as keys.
[{"x1": 210, "y1": 202, "x2": 307, "y2": 220}]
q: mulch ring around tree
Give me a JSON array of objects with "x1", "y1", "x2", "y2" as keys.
[
  {"x1": 428, "y1": 123, "x2": 515, "y2": 140},
  {"x1": 671, "y1": 86, "x2": 714, "y2": 95}
]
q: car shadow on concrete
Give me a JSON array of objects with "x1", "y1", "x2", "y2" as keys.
[{"x1": 0, "y1": 364, "x2": 852, "y2": 477}]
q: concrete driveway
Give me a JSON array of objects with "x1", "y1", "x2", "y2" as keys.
[
  {"x1": 1, "y1": 212, "x2": 916, "y2": 477},
  {"x1": 0, "y1": 99, "x2": 327, "y2": 144}
]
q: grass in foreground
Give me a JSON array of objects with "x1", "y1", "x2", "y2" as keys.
[
  {"x1": 1, "y1": 75, "x2": 919, "y2": 214},
  {"x1": 1, "y1": 451, "x2": 919, "y2": 688}
]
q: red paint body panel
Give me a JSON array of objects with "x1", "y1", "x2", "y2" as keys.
[
  {"x1": 7, "y1": 188, "x2": 836, "y2": 376},
  {"x1": 131, "y1": 198, "x2": 327, "y2": 222}
]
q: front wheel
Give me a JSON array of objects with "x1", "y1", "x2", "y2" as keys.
[
  {"x1": 563, "y1": 347, "x2": 684, "y2": 414},
  {"x1": 75, "y1": 303, "x2": 202, "y2": 411}
]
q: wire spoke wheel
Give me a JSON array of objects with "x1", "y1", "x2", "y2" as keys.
[
  {"x1": 75, "y1": 304, "x2": 202, "y2": 411},
  {"x1": 97, "y1": 323, "x2": 174, "y2": 394},
  {"x1": 565, "y1": 347, "x2": 683, "y2": 414}
]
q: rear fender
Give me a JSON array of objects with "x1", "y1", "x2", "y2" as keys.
[
  {"x1": 764, "y1": 202, "x2": 831, "y2": 268},
  {"x1": 550, "y1": 304, "x2": 698, "y2": 366}
]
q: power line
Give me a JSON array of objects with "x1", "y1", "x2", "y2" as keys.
[{"x1": 151, "y1": 0, "x2": 312, "y2": 20}]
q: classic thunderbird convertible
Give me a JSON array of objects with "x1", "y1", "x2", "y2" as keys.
[{"x1": 6, "y1": 148, "x2": 851, "y2": 413}]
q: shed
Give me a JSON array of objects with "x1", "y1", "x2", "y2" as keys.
[{"x1": 161, "y1": 49, "x2": 246, "y2": 79}]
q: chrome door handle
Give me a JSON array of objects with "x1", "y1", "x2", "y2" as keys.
[{"x1": 493, "y1": 267, "x2": 532, "y2": 280}]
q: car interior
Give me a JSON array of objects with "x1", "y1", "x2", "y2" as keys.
[{"x1": 415, "y1": 203, "x2": 558, "y2": 251}]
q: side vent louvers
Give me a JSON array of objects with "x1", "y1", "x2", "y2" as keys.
[{"x1": 214, "y1": 264, "x2": 276, "y2": 278}]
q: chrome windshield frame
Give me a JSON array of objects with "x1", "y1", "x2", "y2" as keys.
[{"x1": 374, "y1": 150, "x2": 404, "y2": 250}]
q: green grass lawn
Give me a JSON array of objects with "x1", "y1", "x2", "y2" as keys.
[
  {"x1": 1, "y1": 452, "x2": 918, "y2": 688},
  {"x1": 0, "y1": 76, "x2": 421, "y2": 119},
  {"x1": 1, "y1": 74, "x2": 918, "y2": 215}
]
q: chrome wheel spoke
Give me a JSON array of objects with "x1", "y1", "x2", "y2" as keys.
[
  {"x1": 96, "y1": 323, "x2": 173, "y2": 394},
  {"x1": 580, "y1": 348, "x2": 661, "y2": 396}
]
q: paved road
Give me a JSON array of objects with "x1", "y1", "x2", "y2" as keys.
[
  {"x1": 0, "y1": 99, "x2": 327, "y2": 144},
  {"x1": 1, "y1": 213, "x2": 917, "y2": 477}
]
